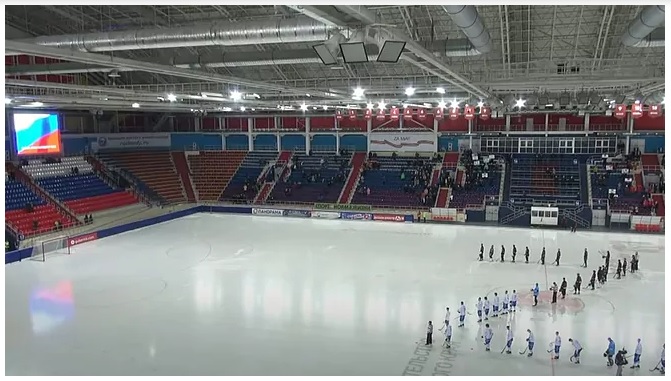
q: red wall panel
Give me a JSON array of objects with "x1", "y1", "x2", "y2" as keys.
[
  {"x1": 438, "y1": 118, "x2": 468, "y2": 132},
  {"x1": 473, "y1": 117, "x2": 505, "y2": 131},
  {"x1": 338, "y1": 118, "x2": 366, "y2": 131},
  {"x1": 254, "y1": 117, "x2": 275, "y2": 130},
  {"x1": 310, "y1": 116, "x2": 335, "y2": 130},
  {"x1": 224, "y1": 117, "x2": 248, "y2": 131},
  {"x1": 633, "y1": 114, "x2": 664, "y2": 130},
  {"x1": 372, "y1": 117, "x2": 399, "y2": 129},
  {"x1": 407, "y1": 114, "x2": 434, "y2": 129},
  {"x1": 548, "y1": 113, "x2": 583, "y2": 125},
  {"x1": 280, "y1": 117, "x2": 306, "y2": 130},
  {"x1": 590, "y1": 115, "x2": 626, "y2": 131},
  {"x1": 201, "y1": 117, "x2": 218, "y2": 130}
]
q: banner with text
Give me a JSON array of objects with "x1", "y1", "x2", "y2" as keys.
[
  {"x1": 91, "y1": 133, "x2": 171, "y2": 151},
  {"x1": 372, "y1": 213, "x2": 405, "y2": 222},
  {"x1": 285, "y1": 209, "x2": 311, "y2": 218},
  {"x1": 68, "y1": 232, "x2": 98, "y2": 247},
  {"x1": 251, "y1": 208, "x2": 284, "y2": 217},
  {"x1": 311, "y1": 211, "x2": 341, "y2": 219},
  {"x1": 314, "y1": 203, "x2": 372, "y2": 211},
  {"x1": 369, "y1": 133, "x2": 437, "y2": 152},
  {"x1": 340, "y1": 212, "x2": 372, "y2": 220}
]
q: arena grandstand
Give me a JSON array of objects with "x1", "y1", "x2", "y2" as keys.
[{"x1": 4, "y1": 4, "x2": 666, "y2": 377}]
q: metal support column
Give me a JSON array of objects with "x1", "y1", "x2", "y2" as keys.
[
  {"x1": 247, "y1": 117, "x2": 254, "y2": 152},
  {"x1": 584, "y1": 113, "x2": 590, "y2": 132},
  {"x1": 305, "y1": 117, "x2": 311, "y2": 154},
  {"x1": 366, "y1": 118, "x2": 372, "y2": 153}
]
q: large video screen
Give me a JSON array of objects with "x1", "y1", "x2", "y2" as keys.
[{"x1": 13, "y1": 113, "x2": 62, "y2": 156}]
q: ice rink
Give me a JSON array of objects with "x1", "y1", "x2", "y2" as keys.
[{"x1": 5, "y1": 213, "x2": 666, "y2": 376}]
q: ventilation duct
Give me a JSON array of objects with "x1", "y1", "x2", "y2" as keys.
[
  {"x1": 621, "y1": 5, "x2": 665, "y2": 47},
  {"x1": 18, "y1": 16, "x2": 337, "y2": 52},
  {"x1": 442, "y1": 5, "x2": 492, "y2": 54}
]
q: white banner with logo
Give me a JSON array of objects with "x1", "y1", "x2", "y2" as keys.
[
  {"x1": 252, "y1": 208, "x2": 284, "y2": 217},
  {"x1": 369, "y1": 133, "x2": 436, "y2": 152},
  {"x1": 311, "y1": 211, "x2": 341, "y2": 219},
  {"x1": 91, "y1": 133, "x2": 171, "y2": 151}
]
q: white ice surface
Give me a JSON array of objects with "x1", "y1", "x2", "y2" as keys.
[{"x1": 5, "y1": 214, "x2": 665, "y2": 376}]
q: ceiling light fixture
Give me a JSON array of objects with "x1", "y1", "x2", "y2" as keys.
[
  {"x1": 367, "y1": 103, "x2": 374, "y2": 110},
  {"x1": 477, "y1": 101, "x2": 484, "y2": 108},
  {"x1": 167, "y1": 93, "x2": 177, "y2": 102},
  {"x1": 405, "y1": 87, "x2": 415, "y2": 96},
  {"x1": 240, "y1": 106, "x2": 246, "y2": 112},
  {"x1": 353, "y1": 87, "x2": 365, "y2": 99},
  {"x1": 436, "y1": 87, "x2": 446, "y2": 94},
  {"x1": 5, "y1": 98, "x2": 11, "y2": 104},
  {"x1": 322, "y1": 105, "x2": 328, "y2": 110},
  {"x1": 515, "y1": 98, "x2": 526, "y2": 108},
  {"x1": 437, "y1": 100, "x2": 447, "y2": 109},
  {"x1": 300, "y1": 104, "x2": 309, "y2": 111},
  {"x1": 131, "y1": 102, "x2": 140, "y2": 108},
  {"x1": 449, "y1": 99, "x2": 459, "y2": 109},
  {"x1": 230, "y1": 90, "x2": 242, "y2": 101},
  {"x1": 378, "y1": 101, "x2": 386, "y2": 110}
]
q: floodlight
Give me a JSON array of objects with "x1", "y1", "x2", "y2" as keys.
[{"x1": 405, "y1": 87, "x2": 415, "y2": 96}]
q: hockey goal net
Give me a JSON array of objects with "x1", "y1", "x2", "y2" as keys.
[{"x1": 30, "y1": 235, "x2": 71, "y2": 262}]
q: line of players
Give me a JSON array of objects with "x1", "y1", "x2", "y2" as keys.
[
  {"x1": 426, "y1": 305, "x2": 665, "y2": 375},
  {"x1": 424, "y1": 246, "x2": 662, "y2": 374},
  {"x1": 477, "y1": 243, "x2": 641, "y2": 273},
  {"x1": 478, "y1": 243, "x2": 564, "y2": 265}
]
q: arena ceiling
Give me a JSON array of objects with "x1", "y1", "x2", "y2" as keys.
[{"x1": 4, "y1": 5, "x2": 666, "y2": 113}]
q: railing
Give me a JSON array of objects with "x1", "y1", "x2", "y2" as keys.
[
  {"x1": 226, "y1": 144, "x2": 250, "y2": 151},
  {"x1": 310, "y1": 145, "x2": 337, "y2": 153},
  {"x1": 253, "y1": 145, "x2": 279, "y2": 152},
  {"x1": 218, "y1": 198, "x2": 430, "y2": 212},
  {"x1": 497, "y1": 161, "x2": 506, "y2": 205},
  {"x1": 560, "y1": 204, "x2": 591, "y2": 228},
  {"x1": 589, "y1": 124, "x2": 626, "y2": 131}
]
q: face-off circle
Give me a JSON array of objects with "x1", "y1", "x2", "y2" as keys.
[{"x1": 516, "y1": 290, "x2": 585, "y2": 314}]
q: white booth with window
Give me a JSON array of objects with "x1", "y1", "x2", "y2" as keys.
[{"x1": 530, "y1": 206, "x2": 559, "y2": 226}]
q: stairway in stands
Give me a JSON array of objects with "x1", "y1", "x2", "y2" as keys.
[
  {"x1": 170, "y1": 152, "x2": 197, "y2": 202},
  {"x1": 188, "y1": 151, "x2": 247, "y2": 202},
  {"x1": 435, "y1": 187, "x2": 451, "y2": 207},
  {"x1": 98, "y1": 151, "x2": 186, "y2": 204},
  {"x1": 10, "y1": 162, "x2": 80, "y2": 223},
  {"x1": 254, "y1": 151, "x2": 293, "y2": 204},
  {"x1": 652, "y1": 194, "x2": 665, "y2": 216},
  {"x1": 338, "y1": 152, "x2": 367, "y2": 204}
]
